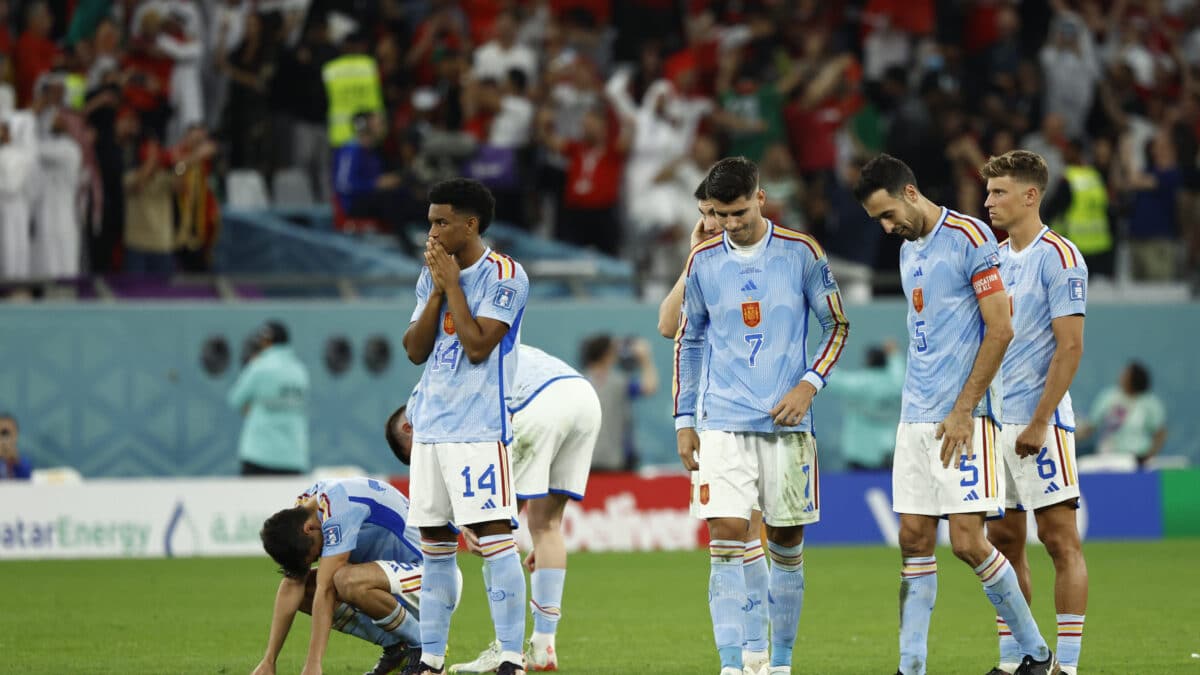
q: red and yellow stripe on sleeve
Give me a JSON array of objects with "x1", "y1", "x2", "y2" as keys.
[
  {"x1": 486, "y1": 251, "x2": 516, "y2": 279},
  {"x1": 812, "y1": 291, "x2": 849, "y2": 379}
]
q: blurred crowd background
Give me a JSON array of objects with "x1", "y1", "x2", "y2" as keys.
[{"x1": 0, "y1": 0, "x2": 1198, "y2": 296}]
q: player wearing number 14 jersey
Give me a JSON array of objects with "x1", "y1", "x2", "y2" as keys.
[
  {"x1": 854, "y1": 155, "x2": 1058, "y2": 675},
  {"x1": 674, "y1": 157, "x2": 850, "y2": 675},
  {"x1": 403, "y1": 178, "x2": 530, "y2": 675}
]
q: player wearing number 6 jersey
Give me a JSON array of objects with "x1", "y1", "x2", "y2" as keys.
[
  {"x1": 674, "y1": 157, "x2": 850, "y2": 675},
  {"x1": 981, "y1": 151, "x2": 1088, "y2": 675},
  {"x1": 403, "y1": 178, "x2": 530, "y2": 675},
  {"x1": 854, "y1": 155, "x2": 1058, "y2": 675}
]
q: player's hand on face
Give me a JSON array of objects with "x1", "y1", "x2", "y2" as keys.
[
  {"x1": 677, "y1": 427, "x2": 700, "y2": 471},
  {"x1": 426, "y1": 239, "x2": 459, "y2": 290},
  {"x1": 689, "y1": 217, "x2": 708, "y2": 248},
  {"x1": 769, "y1": 382, "x2": 817, "y2": 428},
  {"x1": 936, "y1": 409, "x2": 974, "y2": 469},
  {"x1": 1014, "y1": 424, "x2": 1047, "y2": 459},
  {"x1": 424, "y1": 238, "x2": 445, "y2": 292},
  {"x1": 250, "y1": 659, "x2": 276, "y2": 675},
  {"x1": 524, "y1": 548, "x2": 537, "y2": 573}
]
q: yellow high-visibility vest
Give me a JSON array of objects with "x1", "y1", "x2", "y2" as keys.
[
  {"x1": 1053, "y1": 165, "x2": 1112, "y2": 255},
  {"x1": 321, "y1": 54, "x2": 384, "y2": 148}
]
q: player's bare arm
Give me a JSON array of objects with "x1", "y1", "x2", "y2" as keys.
[
  {"x1": 1017, "y1": 314, "x2": 1084, "y2": 458},
  {"x1": 301, "y1": 551, "x2": 351, "y2": 675},
  {"x1": 938, "y1": 289, "x2": 1013, "y2": 468},
  {"x1": 658, "y1": 218, "x2": 713, "y2": 338},
  {"x1": 769, "y1": 381, "x2": 819, "y2": 427},
  {"x1": 251, "y1": 575, "x2": 309, "y2": 675}
]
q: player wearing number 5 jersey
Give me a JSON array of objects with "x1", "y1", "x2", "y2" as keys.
[
  {"x1": 674, "y1": 157, "x2": 850, "y2": 675},
  {"x1": 403, "y1": 178, "x2": 530, "y2": 675},
  {"x1": 981, "y1": 151, "x2": 1088, "y2": 675},
  {"x1": 855, "y1": 155, "x2": 1058, "y2": 675}
]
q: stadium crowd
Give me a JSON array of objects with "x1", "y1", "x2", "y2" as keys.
[{"x1": 0, "y1": 0, "x2": 1198, "y2": 289}]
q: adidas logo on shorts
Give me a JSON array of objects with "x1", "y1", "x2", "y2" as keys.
[
  {"x1": 1044, "y1": 482, "x2": 1061, "y2": 494},
  {"x1": 963, "y1": 490, "x2": 980, "y2": 502},
  {"x1": 482, "y1": 498, "x2": 497, "y2": 509}
]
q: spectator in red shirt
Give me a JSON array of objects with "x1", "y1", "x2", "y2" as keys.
[
  {"x1": 540, "y1": 105, "x2": 629, "y2": 255},
  {"x1": 14, "y1": 1, "x2": 60, "y2": 107}
]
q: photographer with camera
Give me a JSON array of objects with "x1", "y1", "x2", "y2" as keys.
[
  {"x1": 0, "y1": 413, "x2": 32, "y2": 480},
  {"x1": 580, "y1": 334, "x2": 658, "y2": 472}
]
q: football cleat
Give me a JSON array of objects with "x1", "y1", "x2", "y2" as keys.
[
  {"x1": 767, "y1": 668, "x2": 791, "y2": 674},
  {"x1": 448, "y1": 640, "x2": 502, "y2": 674},
  {"x1": 1013, "y1": 652, "x2": 1061, "y2": 675},
  {"x1": 401, "y1": 661, "x2": 444, "y2": 675},
  {"x1": 720, "y1": 668, "x2": 743, "y2": 675},
  {"x1": 497, "y1": 661, "x2": 526, "y2": 675},
  {"x1": 743, "y1": 650, "x2": 769, "y2": 675},
  {"x1": 523, "y1": 641, "x2": 558, "y2": 671},
  {"x1": 365, "y1": 643, "x2": 420, "y2": 675}
]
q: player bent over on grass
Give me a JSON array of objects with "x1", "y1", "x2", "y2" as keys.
[
  {"x1": 980, "y1": 151, "x2": 1088, "y2": 675},
  {"x1": 854, "y1": 154, "x2": 1059, "y2": 675},
  {"x1": 388, "y1": 343, "x2": 603, "y2": 673},
  {"x1": 658, "y1": 177, "x2": 772, "y2": 674},
  {"x1": 674, "y1": 157, "x2": 850, "y2": 675},
  {"x1": 254, "y1": 477, "x2": 461, "y2": 675}
]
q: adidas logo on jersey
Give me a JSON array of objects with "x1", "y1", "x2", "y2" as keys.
[
  {"x1": 963, "y1": 490, "x2": 980, "y2": 502},
  {"x1": 482, "y1": 499, "x2": 496, "y2": 509},
  {"x1": 1044, "y1": 482, "x2": 1061, "y2": 494},
  {"x1": 913, "y1": 267, "x2": 924, "y2": 277},
  {"x1": 741, "y1": 279, "x2": 758, "y2": 292}
]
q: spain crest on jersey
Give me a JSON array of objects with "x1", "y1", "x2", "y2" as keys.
[
  {"x1": 912, "y1": 287, "x2": 924, "y2": 313},
  {"x1": 443, "y1": 312, "x2": 456, "y2": 335},
  {"x1": 742, "y1": 301, "x2": 761, "y2": 327}
]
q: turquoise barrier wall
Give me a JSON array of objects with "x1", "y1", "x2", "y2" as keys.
[{"x1": 0, "y1": 302, "x2": 1195, "y2": 477}]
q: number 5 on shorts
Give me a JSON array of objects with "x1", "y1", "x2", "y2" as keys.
[{"x1": 461, "y1": 464, "x2": 498, "y2": 498}]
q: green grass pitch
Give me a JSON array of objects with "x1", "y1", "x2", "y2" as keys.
[{"x1": 2, "y1": 540, "x2": 1197, "y2": 674}]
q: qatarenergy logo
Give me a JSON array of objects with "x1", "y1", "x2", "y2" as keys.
[{"x1": 1, "y1": 517, "x2": 152, "y2": 555}]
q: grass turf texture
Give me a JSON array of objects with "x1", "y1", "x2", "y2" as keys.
[{"x1": 1, "y1": 540, "x2": 1196, "y2": 674}]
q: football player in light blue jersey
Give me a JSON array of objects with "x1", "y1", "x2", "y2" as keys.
[
  {"x1": 388, "y1": 344, "x2": 601, "y2": 673},
  {"x1": 674, "y1": 158, "x2": 850, "y2": 675},
  {"x1": 402, "y1": 178, "x2": 530, "y2": 675},
  {"x1": 255, "y1": 477, "x2": 453, "y2": 675},
  {"x1": 980, "y1": 151, "x2": 1089, "y2": 675},
  {"x1": 659, "y1": 178, "x2": 772, "y2": 675},
  {"x1": 855, "y1": 154, "x2": 1056, "y2": 675}
]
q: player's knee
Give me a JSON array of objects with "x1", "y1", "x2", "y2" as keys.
[
  {"x1": 1037, "y1": 525, "x2": 1081, "y2": 561},
  {"x1": 987, "y1": 523, "x2": 1023, "y2": 556},
  {"x1": 898, "y1": 525, "x2": 935, "y2": 558},
  {"x1": 332, "y1": 565, "x2": 362, "y2": 601}
]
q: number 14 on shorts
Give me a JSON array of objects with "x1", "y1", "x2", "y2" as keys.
[{"x1": 462, "y1": 463, "x2": 498, "y2": 497}]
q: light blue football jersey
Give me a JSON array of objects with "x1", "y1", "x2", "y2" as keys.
[
  {"x1": 899, "y1": 207, "x2": 1004, "y2": 423},
  {"x1": 407, "y1": 248, "x2": 529, "y2": 445},
  {"x1": 297, "y1": 477, "x2": 422, "y2": 564},
  {"x1": 674, "y1": 223, "x2": 850, "y2": 433},
  {"x1": 999, "y1": 227, "x2": 1087, "y2": 429},
  {"x1": 508, "y1": 345, "x2": 585, "y2": 413}
]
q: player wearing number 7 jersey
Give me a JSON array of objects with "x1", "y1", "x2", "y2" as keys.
[
  {"x1": 403, "y1": 178, "x2": 530, "y2": 675},
  {"x1": 674, "y1": 157, "x2": 850, "y2": 675},
  {"x1": 981, "y1": 151, "x2": 1088, "y2": 675},
  {"x1": 854, "y1": 155, "x2": 1059, "y2": 675}
]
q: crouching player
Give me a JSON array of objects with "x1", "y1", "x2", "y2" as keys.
[{"x1": 252, "y1": 477, "x2": 461, "y2": 675}]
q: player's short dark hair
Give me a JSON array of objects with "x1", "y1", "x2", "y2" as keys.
[
  {"x1": 580, "y1": 334, "x2": 614, "y2": 367},
  {"x1": 705, "y1": 156, "x2": 759, "y2": 204},
  {"x1": 428, "y1": 178, "x2": 496, "y2": 233},
  {"x1": 852, "y1": 154, "x2": 919, "y2": 203},
  {"x1": 979, "y1": 150, "x2": 1049, "y2": 193},
  {"x1": 693, "y1": 178, "x2": 709, "y2": 201},
  {"x1": 260, "y1": 320, "x2": 289, "y2": 345},
  {"x1": 260, "y1": 506, "x2": 314, "y2": 579},
  {"x1": 1127, "y1": 361, "x2": 1151, "y2": 394},
  {"x1": 385, "y1": 405, "x2": 409, "y2": 466}
]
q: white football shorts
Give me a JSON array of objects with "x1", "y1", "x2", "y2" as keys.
[
  {"x1": 999, "y1": 423, "x2": 1080, "y2": 511},
  {"x1": 409, "y1": 441, "x2": 518, "y2": 527},
  {"x1": 892, "y1": 418, "x2": 1004, "y2": 518},
  {"x1": 690, "y1": 430, "x2": 819, "y2": 528},
  {"x1": 510, "y1": 376, "x2": 601, "y2": 501}
]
